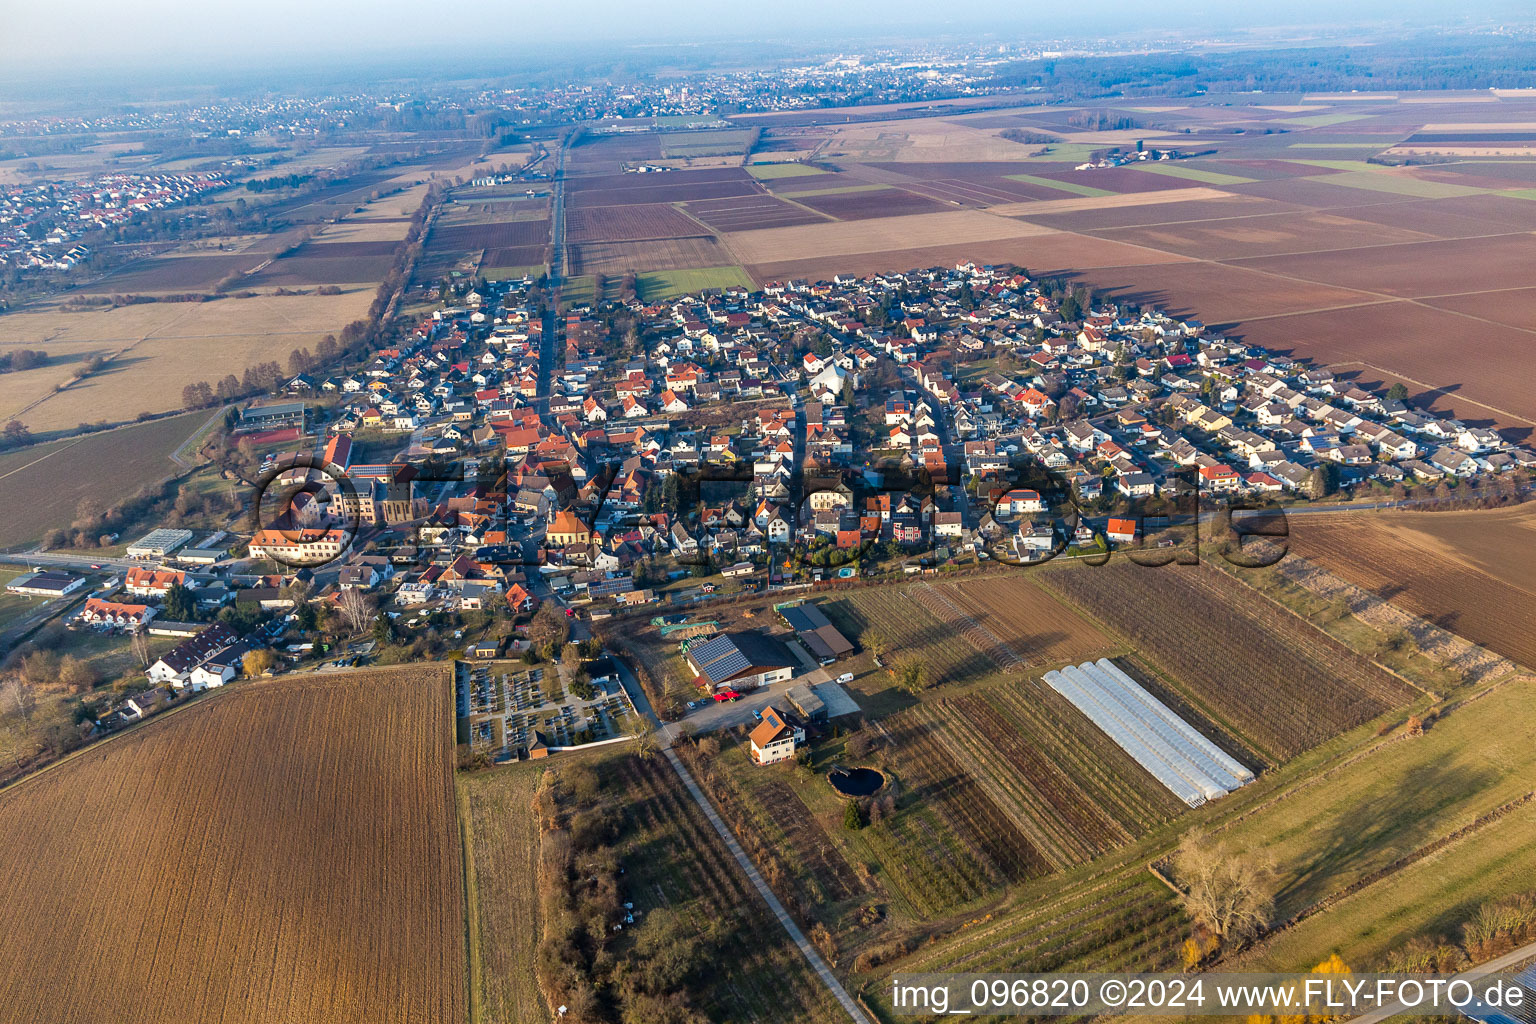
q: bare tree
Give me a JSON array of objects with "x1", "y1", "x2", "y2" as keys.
[
  {"x1": 623, "y1": 712, "x2": 658, "y2": 759},
  {"x1": 338, "y1": 587, "x2": 375, "y2": 635},
  {"x1": 1173, "y1": 827, "x2": 1276, "y2": 943},
  {"x1": 1, "y1": 675, "x2": 35, "y2": 724}
]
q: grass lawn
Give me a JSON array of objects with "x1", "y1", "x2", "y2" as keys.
[
  {"x1": 637, "y1": 266, "x2": 754, "y2": 301},
  {"x1": 746, "y1": 163, "x2": 828, "y2": 180},
  {"x1": 1005, "y1": 173, "x2": 1116, "y2": 197},
  {"x1": 1131, "y1": 162, "x2": 1255, "y2": 185},
  {"x1": 1248, "y1": 799, "x2": 1536, "y2": 971},
  {"x1": 1211, "y1": 676, "x2": 1536, "y2": 920},
  {"x1": 482, "y1": 264, "x2": 544, "y2": 282},
  {"x1": 559, "y1": 275, "x2": 595, "y2": 307},
  {"x1": 0, "y1": 568, "x2": 54, "y2": 632},
  {"x1": 458, "y1": 764, "x2": 546, "y2": 1024}
]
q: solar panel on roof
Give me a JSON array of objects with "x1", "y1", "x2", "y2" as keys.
[{"x1": 705, "y1": 650, "x2": 750, "y2": 682}]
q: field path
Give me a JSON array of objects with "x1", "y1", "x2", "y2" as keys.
[
  {"x1": 612, "y1": 654, "x2": 867, "y2": 1023},
  {"x1": 663, "y1": 746, "x2": 870, "y2": 1024}
]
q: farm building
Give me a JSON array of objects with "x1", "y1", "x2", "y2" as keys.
[
  {"x1": 686, "y1": 632, "x2": 796, "y2": 692},
  {"x1": 5, "y1": 570, "x2": 86, "y2": 597},
  {"x1": 749, "y1": 706, "x2": 805, "y2": 765},
  {"x1": 777, "y1": 602, "x2": 854, "y2": 661},
  {"x1": 126, "y1": 528, "x2": 194, "y2": 559}
]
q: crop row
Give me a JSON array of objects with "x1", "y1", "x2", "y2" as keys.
[{"x1": 1046, "y1": 564, "x2": 1413, "y2": 761}]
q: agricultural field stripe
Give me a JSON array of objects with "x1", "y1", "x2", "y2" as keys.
[
  {"x1": 1129, "y1": 163, "x2": 1255, "y2": 185},
  {"x1": 746, "y1": 163, "x2": 829, "y2": 180},
  {"x1": 1004, "y1": 173, "x2": 1117, "y2": 198},
  {"x1": 775, "y1": 183, "x2": 892, "y2": 198}
]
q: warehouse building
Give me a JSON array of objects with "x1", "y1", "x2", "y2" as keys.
[{"x1": 685, "y1": 632, "x2": 796, "y2": 692}]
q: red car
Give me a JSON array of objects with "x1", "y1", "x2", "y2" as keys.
[{"x1": 712, "y1": 690, "x2": 742, "y2": 702}]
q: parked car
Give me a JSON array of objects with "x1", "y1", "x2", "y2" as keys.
[{"x1": 836, "y1": 672, "x2": 855, "y2": 684}]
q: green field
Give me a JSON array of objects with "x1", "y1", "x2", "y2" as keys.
[
  {"x1": 1309, "y1": 169, "x2": 1492, "y2": 198},
  {"x1": 0, "y1": 567, "x2": 53, "y2": 631},
  {"x1": 1005, "y1": 173, "x2": 1116, "y2": 197},
  {"x1": 637, "y1": 266, "x2": 754, "y2": 300},
  {"x1": 746, "y1": 163, "x2": 828, "y2": 180},
  {"x1": 776, "y1": 183, "x2": 892, "y2": 198},
  {"x1": 0, "y1": 411, "x2": 206, "y2": 549},
  {"x1": 482, "y1": 264, "x2": 545, "y2": 282},
  {"x1": 1212, "y1": 676, "x2": 1536, "y2": 922},
  {"x1": 1131, "y1": 162, "x2": 1255, "y2": 185},
  {"x1": 1251, "y1": 800, "x2": 1536, "y2": 971}
]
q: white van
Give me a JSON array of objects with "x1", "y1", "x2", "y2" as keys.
[{"x1": 836, "y1": 672, "x2": 855, "y2": 684}]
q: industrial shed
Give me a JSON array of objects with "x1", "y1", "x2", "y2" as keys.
[
  {"x1": 685, "y1": 632, "x2": 796, "y2": 692},
  {"x1": 778, "y1": 602, "x2": 854, "y2": 661}
]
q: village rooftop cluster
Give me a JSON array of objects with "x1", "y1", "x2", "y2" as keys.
[
  {"x1": 172, "y1": 258, "x2": 1528, "y2": 623},
  {"x1": 0, "y1": 171, "x2": 226, "y2": 272}
]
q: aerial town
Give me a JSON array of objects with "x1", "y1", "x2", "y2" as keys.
[{"x1": 5, "y1": 12, "x2": 1536, "y2": 1024}]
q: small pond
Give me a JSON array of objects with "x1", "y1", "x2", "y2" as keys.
[{"x1": 827, "y1": 765, "x2": 885, "y2": 797}]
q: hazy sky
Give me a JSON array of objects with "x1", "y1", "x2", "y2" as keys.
[{"x1": 4, "y1": 0, "x2": 1527, "y2": 73}]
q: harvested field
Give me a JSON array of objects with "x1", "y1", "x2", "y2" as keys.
[
  {"x1": 1042, "y1": 562, "x2": 1415, "y2": 763},
  {"x1": 1224, "y1": 175, "x2": 1422, "y2": 207},
  {"x1": 684, "y1": 194, "x2": 827, "y2": 230},
  {"x1": 723, "y1": 209, "x2": 1053, "y2": 265},
  {"x1": 1288, "y1": 507, "x2": 1536, "y2": 669},
  {"x1": 1025, "y1": 167, "x2": 1199, "y2": 193},
  {"x1": 565, "y1": 135, "x2": 662, "y2": 174},
  {"x1": 0, "y1": 668, "x2": 465, "y2": 1024},
  {"x1": 1018, "y1": 193, "x2": 1291, "y2": 231},
  {"x1": 1226, "y1": 301, "x2": 1536, "y2": 427},
  {"x1": 247, "y1": 250, "x2": 396, "y2": 286},
  {"x1": 793, "y1": 188, "x2": 953, "y2": 220},
  {"x1": 1092, "y1": 211, "x2": 1437, "y2": 260},
  {"x1": 924, "y1": 575, "x2": 1114, "y2": 668},
  {"x1": 428, "y1": 220, "x2": 548, "y2": 250},
  {"x1": 565, "y1": 203, "x2": 705, "y2": 242},
  {"x1": 988, "y1": 186, "x2": 1243, "y2": 220},
  {"x1": 80, "y1": 253, "x2": 271, "y2": 295},
  {"x1": 565, "y1": 179, "x2": 755, "y2": 208},
  {"x1": 824, "y1": 589, "x2": 996, "y2": 684},
  {"x1": 0, "y1": 410, "x2": 207, "y2": 548},
  {"x1": 744, "y1": 231, "x2": 1190, "y2": 284},
  {"x1": 0, "y1": 289, "x2": 375, "y2": 435},
  {"x1": 746, "y1": 163, "x2": 828, "y2": 180},
  {"x1": 1423, "y1": 284, "x2": 1536, "y2": 331},
  {"x1": 1229, "y1": 232, "x2": 1536, "y2": 298},
  {"x1": 482, "y1": 244, "x2": 550, "y2": 269},
  {"x1": 569, "y1": 236, "x2": 733, "y2": 275},
  {"x1": 1052, "y1": 260, "x2": 1380, "y2": 322},
  {"x1": 461, "y1": 766, "x2": 546, "y2": 1024}
]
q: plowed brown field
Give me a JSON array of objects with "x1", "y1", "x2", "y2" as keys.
[
  {"x1": 1289, "y1": 507, "x2": 1536, "y2": 669},
  {"x1": 0, "y1": 668, "x2": 465, "y2": 1024}
]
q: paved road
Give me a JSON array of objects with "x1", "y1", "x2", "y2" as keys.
[
  {"x1": 0, "y1": 551, "x2": 138, "y2": 572},
  {"x1": 1348, "y1": 941, "x2": 1536, "y2": 1022},
  {"x1": 610, "y1": 655, "x2": 869, "y2": 1024}
]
